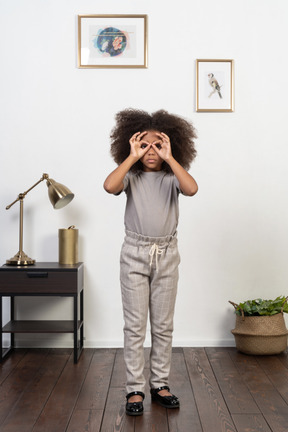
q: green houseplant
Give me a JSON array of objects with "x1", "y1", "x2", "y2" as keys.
[{"x1": 229, "y1": 296, "x2": 288, "y2": 355}]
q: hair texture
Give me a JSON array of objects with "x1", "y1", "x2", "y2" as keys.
[{"x1": 110, "y1": 108, "x2": 197, "y2": 173}]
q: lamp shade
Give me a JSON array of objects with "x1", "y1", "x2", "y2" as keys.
[{"x1": 47, "y1": 178, "x2": 74, "y2": 209}]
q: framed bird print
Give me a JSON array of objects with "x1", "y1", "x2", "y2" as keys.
[
  {"x1": 196, "y1": 59, "x2": 234, "y2": 112},
  {"x1": 78, "y1": 14, "x2": 148, "y2": 68}
]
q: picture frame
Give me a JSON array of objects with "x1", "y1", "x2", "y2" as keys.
[
  {"x1": 78, "y1": 14, "x2": 148, "y2": 69},
  {"x1": 196, "y1": 59, "x2": 234, "y2": 112}
]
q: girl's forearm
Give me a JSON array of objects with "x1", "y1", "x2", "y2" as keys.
[
  {"x1": 167, "y1": 157, "x2": 198, "y2": 196},
  {"x1": 103, "y1": 154, "x2": 137, "y2": 194}
]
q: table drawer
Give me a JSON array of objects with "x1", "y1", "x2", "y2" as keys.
[{"x1": 0, "y1": 271, "x2": 79, "y2": 294}]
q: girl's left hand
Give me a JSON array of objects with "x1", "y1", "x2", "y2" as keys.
[{"x1": 152, "y1": 132, "x2": 172, "y2": 162}]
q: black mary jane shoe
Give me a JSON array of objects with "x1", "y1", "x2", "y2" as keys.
[
  {"x1": 125, "y1": 391, "x2": 145, "y2": 416},
  {"x1": 150, "y1": 386, "x2": 180, "y2": 409}
]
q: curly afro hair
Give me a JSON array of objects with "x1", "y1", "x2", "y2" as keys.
[{"x1": 110, "y1": 108, "x2": 197, "y2": 173}]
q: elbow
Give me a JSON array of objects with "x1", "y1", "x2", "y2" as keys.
[
  {"x1": 187, "y1": 187, "x2": 198, "y2": 196},
  {"x1": 103, "y1": 182, "x2": 114, "y2": 194},
  {"x1": 185, "y1": 183, "x2": 198, "y2": 197},
  {"x1": 103, "y1": 180, "x2": 122, "y2": 195},
  {"x1": 103, "y1": 179, "x2": 113, "y2": 194}
]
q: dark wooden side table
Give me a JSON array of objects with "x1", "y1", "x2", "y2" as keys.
[{"x1": 0, "y1": 262, "x2": 84, "y2": 363}]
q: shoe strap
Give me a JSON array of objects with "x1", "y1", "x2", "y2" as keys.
[
  {"x1": 126, "y1": 391, "x2": 145, "y2": 401},
  {"x1": 151, "y1": 386, "x2": 170, "y2": 393}
]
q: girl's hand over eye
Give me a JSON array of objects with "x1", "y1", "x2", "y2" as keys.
[
  {"x1": 152, "y1": 132, "x2": 172, "y2": 162},
  {"x1": 129, "y1": 131, "x2": 151, "y2": 160}
]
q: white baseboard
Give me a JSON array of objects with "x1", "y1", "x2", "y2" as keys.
[
  {"x1": 83, "y1": 339, "x2": 236, "y2": 348},
  {"x1": 12, "y1": 336, "x2": 236, "y2": 349}
]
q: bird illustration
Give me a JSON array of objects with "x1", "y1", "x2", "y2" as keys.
[{"x1": 208, "y1": 73, "x2": 222, "y2": 98}]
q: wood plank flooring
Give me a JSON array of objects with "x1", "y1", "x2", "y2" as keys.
[{"x1": 1, "y1": 347, "x2": 288, "y2": 431}]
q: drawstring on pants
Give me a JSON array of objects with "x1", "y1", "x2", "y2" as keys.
[{"x1": 149, "y1": 243, "x2": 164, "y2": 272}]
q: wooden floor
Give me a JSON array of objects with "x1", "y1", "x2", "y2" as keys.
[{"x1": 1, "y1": 347, "x2": 288, "y2": 431}]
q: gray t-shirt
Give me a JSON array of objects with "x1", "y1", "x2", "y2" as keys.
[{"x1": 121, "y1": 171, "x2": 181, "y2": 237}]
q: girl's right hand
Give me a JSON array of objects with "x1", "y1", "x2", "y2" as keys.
[{"x1": 129, "y1": 131, "x2": 151, "y2": 160}]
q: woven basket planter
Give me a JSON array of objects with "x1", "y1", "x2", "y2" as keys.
[{"x1": 231, "y1": 313, "x2": 288, "y2": 355}]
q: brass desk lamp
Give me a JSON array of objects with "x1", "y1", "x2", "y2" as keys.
[{"x1": 6, "y1": 173, "x2": 74, "y2": 266}]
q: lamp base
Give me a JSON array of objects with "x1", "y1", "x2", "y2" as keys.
[{"x1": 6, "y1": 250, "x2": 35, "y2": 266}]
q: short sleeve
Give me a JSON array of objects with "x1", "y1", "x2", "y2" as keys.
[
  {"x1": 115, "y1": 173, "x2": 130, "y2": 195},
  {"x1": 123, "y1": 174, "x2": 129, "y2": 191},
  {"x1": 173, "y1": 176, "x2": 187, "y2": 196}
]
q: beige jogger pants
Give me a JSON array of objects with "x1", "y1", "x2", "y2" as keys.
[{"x1": 120, "y1": 230, "x2": 180, "y2": 394}]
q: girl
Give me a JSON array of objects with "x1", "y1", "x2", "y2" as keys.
[{"x1": 104, "y1": 108, "x2": 198, "y2": 416}]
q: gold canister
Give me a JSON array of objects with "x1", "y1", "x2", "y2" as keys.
[{"x1": 58, "y1": 226, "x2": 78, "y2": 265}]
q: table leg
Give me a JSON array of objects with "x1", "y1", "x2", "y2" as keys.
[
  {"x1": 80, "y1": 290, "x2": 84, "y2": 353},
  {"x1": 0, "y1": 296, "x2": 2, "y2": 361},
  {"x1": 73, "y1": 294, "x2": 78, "y2": 363},
  {"x1": 11, "y1": 297, "x2": 15, "y2": 348}
]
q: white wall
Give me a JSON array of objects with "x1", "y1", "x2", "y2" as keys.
[{"x1": 1, "y1": 0, "x2": 288, "y2": 348}]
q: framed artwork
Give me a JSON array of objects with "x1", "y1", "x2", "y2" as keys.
[
  {"x1": 78, "y1": 14, "x2": 148, "y2": 68},
  {"x1": 196, "y1": 59, "x2": 234, "y2": 112}
]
